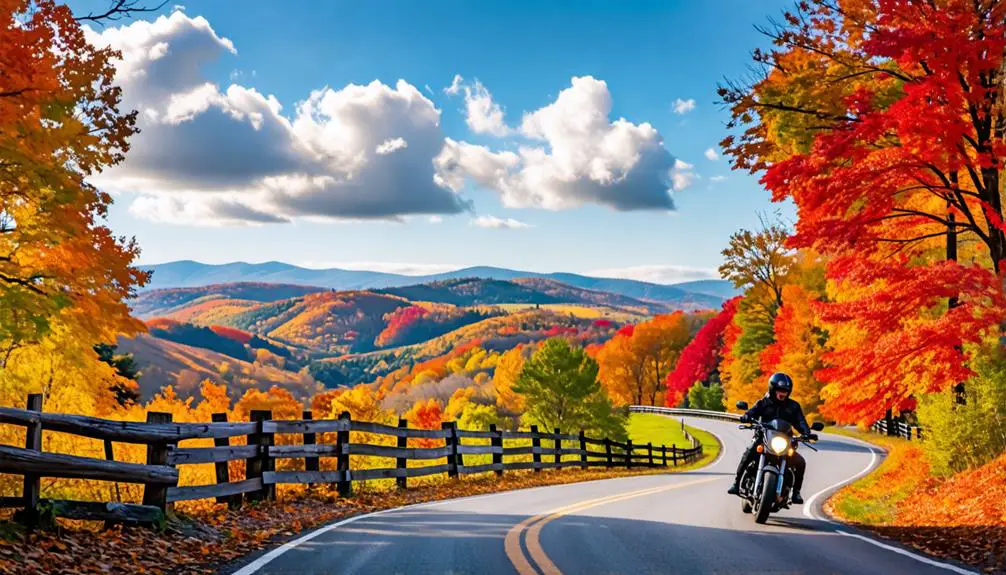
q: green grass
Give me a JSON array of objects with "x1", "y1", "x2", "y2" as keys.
[
  {"x1": 821, "y1": 426, "x2": 929, "y2": 525},
  {"x1": 627, "y1": 413, "x2": 721, "y2": 468}
]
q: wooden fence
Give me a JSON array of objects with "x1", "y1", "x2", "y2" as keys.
[
  {"x1": 871, "y1": 418, "x2": 923, "y2": 441},
  {"x1": 0, "y1": 395, "x2": 702, "y2": 526}
]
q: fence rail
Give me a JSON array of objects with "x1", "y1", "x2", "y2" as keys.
[
  {"x1": 870, "y1": 418, "x2": 923, "y2": 441},
  {"x1": 0, "y1": 395, "x2": 704, "y2": 527}
]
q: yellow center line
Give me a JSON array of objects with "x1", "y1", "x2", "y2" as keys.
[{"x1": 504, "y1": 477, "x2": 722, "y2": 575}]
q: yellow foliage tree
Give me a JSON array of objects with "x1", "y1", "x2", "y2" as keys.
[{"x1": 493, "y1": 345, "x2": 526, "y2": 415}]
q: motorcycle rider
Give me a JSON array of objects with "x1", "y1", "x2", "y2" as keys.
[{"x1": 726, "y1": 372, "x2": 811, "y2": 504}]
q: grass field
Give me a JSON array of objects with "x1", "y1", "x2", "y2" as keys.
[
  {"x1": 627, "y1": 413, "x2": 722, "y2": 468},
  {"x1": 494, "y1": 303, "x2": 647, "y2": 321}
]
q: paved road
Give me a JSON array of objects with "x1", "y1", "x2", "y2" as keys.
[{"x1": 232, "y1": 417, "x2": 974, "y2": 575}]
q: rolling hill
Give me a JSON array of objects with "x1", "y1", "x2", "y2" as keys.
[
  {"x1": 375, "y1": 277, "x2": 668, "y2": 311},
  {"x1": 115, "y1": 334, "x2": 319, "y2": 401},
  {"x1": 140, "y1": 261, "x2": 729, "y2": 308}
]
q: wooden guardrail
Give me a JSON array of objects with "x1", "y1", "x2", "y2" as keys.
[
  {"x1": 871, "y1": 418, "x2": 923, "y2": 441},
  {"x1": 0, "y1": 395, "x2": 703, "y2": 527}
]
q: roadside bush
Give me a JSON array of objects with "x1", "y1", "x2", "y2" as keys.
[{"x1": 917, "y1": 343, "x2": 1006, "y2": 475}]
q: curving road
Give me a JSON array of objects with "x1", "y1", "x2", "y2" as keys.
[{"x1": 230, "y1": 417, "x2": 976, "y2": 575}]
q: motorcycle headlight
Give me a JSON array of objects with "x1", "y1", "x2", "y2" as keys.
[{"x1": 769, "y1": 435, "x2": 790, "y2": 455}]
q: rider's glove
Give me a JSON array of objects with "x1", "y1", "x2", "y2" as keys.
[{"x1": 739, "y1": 414, "x2": 751, "y2": 423}]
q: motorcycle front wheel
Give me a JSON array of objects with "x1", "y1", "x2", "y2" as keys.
[{"x1": 754, "y1": 470, "x2": 776, "y2": 524}]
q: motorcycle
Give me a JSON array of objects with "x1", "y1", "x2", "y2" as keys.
[{"x1": 733, "y1": 400, "x2": 824, "y2": 524}]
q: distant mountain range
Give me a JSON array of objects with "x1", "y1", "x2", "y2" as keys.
[{"x1": 140, "y1": 261, "x2": 738, "y2": 307}]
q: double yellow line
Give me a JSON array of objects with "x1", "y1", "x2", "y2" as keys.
[{"x1": 503, "y1": 477, "x2": 721, "y2": 575}]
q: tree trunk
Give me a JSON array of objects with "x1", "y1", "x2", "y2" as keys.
[{"x1": 947, "y1": 184, "x2": 966, "y2": 406}]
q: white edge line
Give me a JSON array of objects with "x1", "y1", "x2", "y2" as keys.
[{"x1": 803, "y1": 431, "x2": 978, "y2": 575}]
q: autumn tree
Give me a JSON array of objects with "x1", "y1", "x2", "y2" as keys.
[
  {"x1": 597, "y1": 313, "x2": 692, "y2": 406},
  {"x1": 493, "y1": 345, "x2": 527, "y2": 415},
  {"x1": 666, "y1": 298, "x2": 740, "y2": 408},
  {"x1": 719, "y1": 220, "x2": 796, "y2": 309},
  {"x1": 0, "y1": 1, "x2": 148, "y2": 363},
  {"x1": 720, "y1": 0, "x2": 1006, "y2": 422},
  {"x1": 515, "y1": 338, "x2": 626, "y2": 439}
]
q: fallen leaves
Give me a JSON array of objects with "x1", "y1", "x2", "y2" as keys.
[{"x1": 827, "y1": 428, "x2": 1006, "y2": 574}]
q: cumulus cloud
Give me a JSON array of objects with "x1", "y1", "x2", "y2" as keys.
[
  {"x1": 673, "y1": 98, "x2": 696, "y2": 114},
  {"x1": 436, "y1": 76, "x2": 677, "y2": 211},
  {"x1": 471, "y1": 215, "x2": 531, "y2": 229},
  {"x1": 671, "y1": 158, "x2": 697, "y2": 191},
  {"x1": 589, "y1": 265, "x2": 719, "y2": 284},
  {"x1": 375, "y1": 137, "x2": 408, "y2": 155},
  {"x1": 86, "y1": 12, "x2": 471, "y2": 225},
  {"x1": 704, "y1": 147, "x2": 719, "y2": 161},
  {"x1": 443, "y1": 74, "x2": 510, "y2": 136},
  {"x1": 85, "y1": 14, "x2": 683, "y2": 226}
]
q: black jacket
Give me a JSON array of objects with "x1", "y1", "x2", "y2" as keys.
[{"x1": 743, "y1": 394, "x2": 811, "y2": 435}]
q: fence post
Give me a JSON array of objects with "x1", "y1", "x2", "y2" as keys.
[
  {"x1": 604, "y1": 437, "x2": 613, "y2": 468},
  {"x1": 672, "y1": 446, "x2": 678, "y2": 467},
  {"x1": 142, "y1": 412, "x2": 173, "y2": 513},
  {"x1": 625, "y1": 439, "x2": 633, "y2": 469},
  {"x1": 21, "y1": 394, "x2": 43, "y2": 527},
  {"x1": 647, "y1": 442, "x2": 653, "y2": 467},
  {"x1": 530, "y1": 425, "x2": 542, "y2": 473},
  {"x1": 396, "y1": 418, "x2": 408, "y2": 489},
  {"x1": 247, "y1": 410, "x2": 274, "y2": 502},
  {"x1": 336, "y1": 411, "x2": 352, "y2": 497},
  {"x1": 578, "y1": 430, "x2": 587, "y2": 470},
  {"x1": 210, "y1": 413, "x2": 239, "y2": 508},
  {"x1": 452, "y1": 422, "x2": 464, "y2": 473},
  {"x1": 303, "y1": 410, "x2": 320, "y2": 487},
  {"x1": 553, "y1": 427, "x2": 561, "y2": 469},
  {"x1": 490, "y1": 423, "x2": 503, "y2": 477},
  {"x1": 661, "y1": 444, "x2": 668, "y2": 467}
]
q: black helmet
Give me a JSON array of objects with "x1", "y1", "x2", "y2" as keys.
[{"x1": 768, "y1": 372, "x2": 793, "y2": 399}]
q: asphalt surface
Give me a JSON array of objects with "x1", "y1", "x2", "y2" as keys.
[{"x1": 232, "y1": 417, "x2": 975, "y2": 575}]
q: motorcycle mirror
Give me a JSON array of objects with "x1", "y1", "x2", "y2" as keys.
[
  {"x1": 735, "y1": 401, "x2": 748, "y2": 411},
  {"x1": 811, "y1": 422, "x2": 825, "y2": 431}
]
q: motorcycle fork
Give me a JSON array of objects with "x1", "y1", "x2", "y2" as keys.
[
  {"x1": 776, "y1": 460, "x2": 787, "y2": 499},
  {"x1": 752, "y1": 453, "x2": 767, "y2": 495}
]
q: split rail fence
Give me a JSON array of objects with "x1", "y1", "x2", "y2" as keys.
[{"x1": 0, "y1": 395, "x2": 703, "y2": 526}]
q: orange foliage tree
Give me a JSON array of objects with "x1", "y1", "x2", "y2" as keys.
[
  {"x1": 721, "y1": 0, "x2": 1006, "y2": 422},
  {"x1": 0, "y1": 0, "x2": 147, "y2": 362}
]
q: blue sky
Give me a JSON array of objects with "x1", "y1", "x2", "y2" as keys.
[{"x1": 77, "y1": 0, "x2": 792, "y2": 284}]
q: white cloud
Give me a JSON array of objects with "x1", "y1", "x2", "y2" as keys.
[
  {"x1": 463, "y1": 80, "x2": 510, "y2": 136},
  {"x1": 436, "y1": 76, "x2": 677, "y2": 211},
  {"x1": 472, "y1": 215, "x2": 532, "y2": 229},
  {"x1": 86, "y1": 12, "x2": 471, "y2": 225},
  {"x1": 673, "y1": 98, "x2": 696, "y2": 114},
  {"x1": 671, "y1": 158, "x2": 697, "y2": 191},
  {"x1": 589, "y1": 265, "x2": 718, "y2": 284},
  {"x1": 704, "y1": 147, "x2": 719, "y2": 161},
  {"x1": 375, "y1": 137, "x2": 408, "y2": 155},
  {"x1": 424, "y1": 84, "x2": 434, "y2": 96},
  {"x1": 428, "y1": 215, "x2": 443, "y2": 223},
  {"x1": 299, "y1": 261, "x2": 461, "y2": 275},
  {"x1": 85, "y1": 14, "x2": 682, "y2": 226},
  {"x1": 444, "y1": 74, "x2": 464, "y2": 95},
  {"x1": 710, "y1": 175, "x2": 727, "y2": 182}
]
